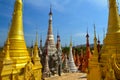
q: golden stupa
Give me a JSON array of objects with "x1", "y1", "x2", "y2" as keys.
[
  {"x1": 100, "y1": 0, "x2": 120, "y2": 80},
  {"x1": 87, "y1": 25, "x2": 101, "y2": 80},
  {"x1": 0, "y1": 0, "x2": 42, "y2": 79}
]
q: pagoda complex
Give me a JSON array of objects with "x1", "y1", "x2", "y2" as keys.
[
  {"x1": 99, "y1": 0, "x2": 120, "y2": 79},
  {"x1": 0, "y1": 0, "x2": 42, "y2": 79},
  {"x1": 44, "y1": 6, "x2": 57, "y2": 56}
]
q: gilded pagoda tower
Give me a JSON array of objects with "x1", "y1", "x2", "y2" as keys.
[
  {"x1": 44, "y1": 6, "x2": 57, "y2": 56},
  {"x1": 8, "y1": 0, "x2": 29, "y2": 67},
  {"x1": 100, "y1": 0, "x2": 120, "y2": 79},
  {"x1": 0, "y1": 0, "x2": 42, "y2": 79},
  {"x1": 88, "y1": 25, "x2": 101, "y2": 80}
]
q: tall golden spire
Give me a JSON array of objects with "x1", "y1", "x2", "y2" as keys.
[
  {"x1": 17, "y1": 0, "x2": 22, "y2": 3},
  {"x1": 93, "y1": 24, "x2": 98, "y2": 56},
  {"x1": 9, "y1": 0, "x2": 23, "y2": 39},
  {"x1": 32, "y1": 32, "x2": 42, "y2": 75},
  {"x1": 33, "y1": 32, "x2": 39, "y2": 58},
  {"x1": 87, "y1": 24, "x2": 101, "y2": 80},
  {"x1": 108, "y1": 0, "x2": 120, "y2": 33},
  {"x1": 35, "y1": 32, "x2": 38, "y2": 46},
  {"x1": 7, "y1": 0, "x2": 29, "y2": 68}
]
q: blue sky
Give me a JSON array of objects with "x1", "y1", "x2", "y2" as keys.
[{"x1": 0, "y1": 0, "x2": 119, "y2": 47}]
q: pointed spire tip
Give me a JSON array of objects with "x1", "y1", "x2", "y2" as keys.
[{"x1": 49, "y1": 4, "x2": 52, "y2": 15}]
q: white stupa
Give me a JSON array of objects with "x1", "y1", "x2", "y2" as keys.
[{"x1": 68, "y1": 38, "x2": 77, "y2": 72}]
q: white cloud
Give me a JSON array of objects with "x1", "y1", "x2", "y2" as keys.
[
  {"x1": 24, "y1": 0, "x2": 72, "y2": 13},
  {"x1": 52, "y1": 1, "x2": 65, "y2": 12},
  {"x1": 24, "y1": 0, "x2": 109, "y2": 14},
  {"x1": 74, "y1": 33, "x2": 86, "y2": 37},
  {"x1": 51, "y1": 0, "x2": 72, "y2": 12}
]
